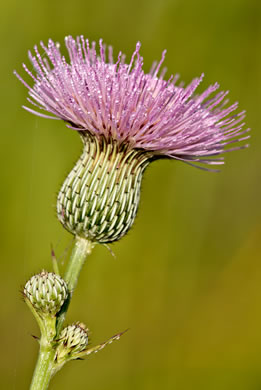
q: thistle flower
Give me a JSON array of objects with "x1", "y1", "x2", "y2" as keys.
[{"x1": 15, "y1": 36, "x2": 249, "y2": 243}]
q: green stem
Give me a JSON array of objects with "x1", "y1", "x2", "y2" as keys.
[
  {"x1": 64, "y1": 236, "x2": 94, "y2": 292},
  {"x1": 56, "y1": 236, "x2": 94, "y2": 334},
  {"x1": 30, "y1": 236, "x2": 94, "y2": 390},
  {"x1": 30, "y1": 341, "x2": 55, "y2": 390}
]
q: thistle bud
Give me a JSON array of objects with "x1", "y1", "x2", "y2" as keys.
[
  {"x1": 57, "y1": 133, "x2": 151, "y2": 243},
  {"x1": 24, "y1": 271, "x2": 68, "y2": 316},
  {"x1": 55, "y1": 322, "x2": 89, "y2": 366},
  {"x1": 54, "y1": 322, "x2": 126, "y2": 372}
]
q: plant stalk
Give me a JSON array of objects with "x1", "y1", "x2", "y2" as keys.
[
  {"x1": 30, "y1": 236, "x2": 93, "y2": 390},
  {"x1": 29, "y1": 341, "x2": 55, "y2": 390},
  {"x1": 56, "y1": 236, "x2": 94, "y2": 334}
]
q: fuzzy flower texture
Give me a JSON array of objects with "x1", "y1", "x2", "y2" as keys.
[
  {"x1": 16, "y1": 36, "x2": 249, "y2": 168},
  {"x1": 16, "y1": 37, "x2": 250, "y2": 243}
]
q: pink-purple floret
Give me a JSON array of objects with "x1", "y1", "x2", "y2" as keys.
[{"x1": 15, "y1": 36, "x2": 250, "y2": 168}]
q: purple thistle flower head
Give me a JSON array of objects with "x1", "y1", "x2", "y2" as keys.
[
  {"x1": 15, "y1": 36, "x2": 251, "y2": 242},
  {"x1": 15, "y1": 36, "x2": 249, "y2": 170}
]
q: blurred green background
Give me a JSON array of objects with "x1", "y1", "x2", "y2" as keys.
[{"x1": 1, "y1": 0, "x2": 261, "y2": 388}]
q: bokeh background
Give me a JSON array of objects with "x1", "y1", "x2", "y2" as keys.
[{"x1": 1, "y1": 0, "x2": 261, "y2": 389}]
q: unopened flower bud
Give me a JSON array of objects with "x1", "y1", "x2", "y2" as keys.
[
  {"x1": 24, "y1": 271, "x2": 68, "y2": 316},
  {"x1": 55, "y1": 322, "x2": 89, "y2": 365},
  {"x1": 54, "y1": 322, "x2": 126, "y2": 372}
]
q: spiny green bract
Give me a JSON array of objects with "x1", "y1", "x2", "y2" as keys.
[{"x1": 57, "y1": 133, "x2": 152, "y2": 243}]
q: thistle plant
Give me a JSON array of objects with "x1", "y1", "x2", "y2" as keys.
[{"x1": 15, "y1": 36, "x2": 249, "y2": 390}]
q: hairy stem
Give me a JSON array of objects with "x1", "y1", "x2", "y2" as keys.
[
  {"x1": 29, "y1": 340, "x2": 55, "y2": 390},
  {"x1": 56, "y1": 236, "x2": 94, "y2": 334},
  {"x1": 64, "y1": 236, "x2": 94, "y2": 292}
]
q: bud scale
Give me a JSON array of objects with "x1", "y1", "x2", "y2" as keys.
[{"x1": 57, "y1": 133, "x2": 152, "y2": 243}]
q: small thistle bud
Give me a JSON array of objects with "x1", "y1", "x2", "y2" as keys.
[
  {"x1": 24, "y1": 271, "x2": 68, "y2": 316},
  {"x1": 60, "y1": 322, "x2": 88, "y2": 353},
  {"x1": 57, "y1": 133, "x2": 152, "y2": 243},
  {"x1": 54, "y1": 322, "x2": 126, "y2": 372},
  {"x1": 55, "y1": 322, "x2": 89, "y2": 366}
]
